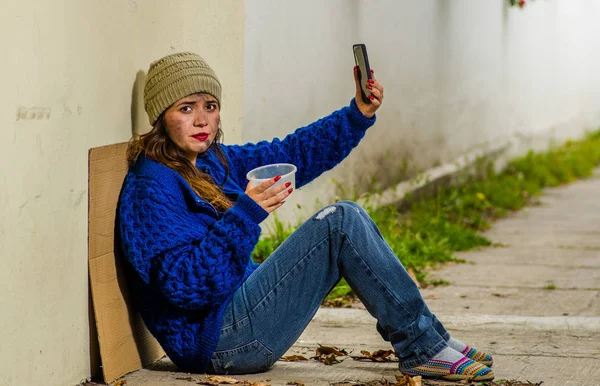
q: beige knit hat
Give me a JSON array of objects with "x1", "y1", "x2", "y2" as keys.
[{"x1": 143, "y1": 52, "x2": 222, "y2": 125}]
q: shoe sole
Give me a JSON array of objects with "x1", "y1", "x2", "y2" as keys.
[
  {"x1": 400, "y1": 371, "x2": 495, "y2": 382},
  {"x1": 479, "y1": 360, "x2": 493, "y2": 367}
]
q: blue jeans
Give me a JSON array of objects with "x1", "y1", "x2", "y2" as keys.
[{"x1": 207, "y1": 201, "x2": 449, "y2": 374}]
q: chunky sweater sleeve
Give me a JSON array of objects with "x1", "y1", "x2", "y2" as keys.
[
  {"x1": 224, "y1": 98, "x2": 375, "y2": 189},
  {"x1": 119, "y1": 176, "x2": 268, "y2": 311}
]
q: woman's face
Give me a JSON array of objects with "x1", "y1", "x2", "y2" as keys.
[{"x1": 163, "y1": 93, "x2": 220, "y2": 164}]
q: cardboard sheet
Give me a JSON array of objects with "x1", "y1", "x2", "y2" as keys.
[{"x1": 88, "y1": 142, "x2": 164, "y2": 382}]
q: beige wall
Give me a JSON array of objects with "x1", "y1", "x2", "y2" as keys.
[{"x1": 0, "y1": 1, "x2": 244, "y2": 385}]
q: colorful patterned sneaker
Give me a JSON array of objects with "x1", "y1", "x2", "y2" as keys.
[
  {"x1": 400, "y1": 347, "x2": 495, "y2": 381},
  {"x1": 447, "y1": 337, "x2": 494, "y2": 367},
  {"x1": 461, "y1": 345, "x2": 494, "y2": 367}
]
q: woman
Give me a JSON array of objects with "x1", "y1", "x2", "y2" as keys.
[{"x1": 117, "y1": 52, "x2": 494, "y2": 381}]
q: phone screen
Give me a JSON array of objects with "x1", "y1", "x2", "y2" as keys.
[{"x1": 353, "y1": 44, "x2": 372, "y2": 104}]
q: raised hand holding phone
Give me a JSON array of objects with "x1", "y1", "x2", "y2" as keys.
[{"x1": 353, "y1": 43, "x2": 384, "y2": 118}]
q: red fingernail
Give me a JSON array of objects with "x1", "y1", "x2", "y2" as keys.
[
  {"x1": 369, "y1": 95, "x2": 374, "y2": 100},
  {"x1": 368, "y1": 79, "x2": 374, "y2": 84},
  {"x1": 285, "y1": 182, "x2": 291, "y2": 187},
  {"x1": 370, "y1": 69, "x2": 374, "y2": 74},
  {"x1": 366, "y1": 85, "x2": 372, "y2": 90},
  {"x1": 274, "y1": 175, "x2": 281, "y2": 182},
  {"x1": 354, "y1": 65, "x2": 358, "y2": 70},
  {"x1": 288, "y1": 188, "x2": 293, "y2": 193}
]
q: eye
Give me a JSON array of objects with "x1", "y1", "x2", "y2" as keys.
[
  {"x1": 206, "y1": 103, "x2": 217, "y2": 111},
  {"x1": 180, "y1": 105, "x2": 192, "y2": 113}
]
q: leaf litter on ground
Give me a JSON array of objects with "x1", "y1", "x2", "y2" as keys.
[
  {"x1": 350, "y1": 349, "x2": 398, "y2": 362},
  {"x1": 331, "y1": 375, "x2": 421, "y2": 386},
  {"x1": 331, "y1": 376, "x2": 543, "y2": 386},
  {"x1": 316, "y1": 345, "x2": 348, "y2": 356},
  {"x1": 277, "y1": 346, "x2": 544, "y2": 386},
  {"x1": 195, "y1": 375, "x2": 270, "y2": 386},
  {"x1": 280, "y1": 354, "x2": 309, "y2": 361},
  {"x1": 313, "y1": 344, "x2": 349, "y2": 365},
  {"x1": 322, "y1": 295, "x2": 358, "y2": 308}
]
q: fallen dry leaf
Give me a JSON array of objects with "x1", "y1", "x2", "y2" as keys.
[
  {"x1": 196, "y1": 377, "x2": 271, "y2": 386},
  {"x1": 286, "y1": 381, "x2": 305, "y2": 386},
  {"x1": 280, "y1": 355, "x2": 309, "y2": 361},
  {"x1": 315, "y1": 344, "x2": 348, "y2": 356},
  {"x1": 351, "y1": 349, "x2": 397, "y2": 362},
  {"x1": 197, "y1": 375, "x2": 240, "y2": 385},
  {"x1": 394, "y1": 374, "x2": 422, "y2": 386},
  {"x1": 330, "y1": 379, "x2": 395, "y2": 386},
  {"x1": 322, "y1": 353, "x2": 343, "y2": 365},
  {"x1": 407, "y1": 375, "x2": 422, "y2": 386},
  {"x1": 311, "y1": 345, "x2": 348, "y2": 365},
  {"x1": 322, "y1": 296, "x2": 357, "y2": 308},
  {"x1": 113, "y1": 380, "x2": 127, "y2": 386}
]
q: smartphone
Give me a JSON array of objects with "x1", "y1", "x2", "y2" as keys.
[{"x1": 353, "y1": 44, "x2": 372, "y2": 104}]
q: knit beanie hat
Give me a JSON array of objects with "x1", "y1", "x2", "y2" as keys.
[{"x1": 143, "y1": 52, "x2": 222, "y2": 125}]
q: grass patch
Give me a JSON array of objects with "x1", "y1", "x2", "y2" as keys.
[
  {"x1": 252, "y1": 130, "x2": 600, "y2": 301},
  {"x1": 543, "y1": 284, "x2": 557, "y2": 290},
  {"x1": 251, "y1": 216, "x2": 295, "y2": 263}
]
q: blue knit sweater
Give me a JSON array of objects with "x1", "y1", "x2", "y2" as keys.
[{"x1": 117, "y1": 99, "x2": 375, "y2": 372}]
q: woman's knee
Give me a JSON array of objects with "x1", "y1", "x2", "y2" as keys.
[
  {"x1": 311, "y1": 201, "x2": 365, "y2": 227},
  {"x1": 336, "y1": 200, "x2": 368, "y2": 218}
]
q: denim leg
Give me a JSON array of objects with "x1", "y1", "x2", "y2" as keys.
[{"x1": 208, "y1": 201, "x2": 448, "y2": 374}]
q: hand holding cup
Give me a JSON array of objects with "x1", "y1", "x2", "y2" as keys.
[{"x1": 246, "y1": 176, "x2": 293, "y2": 213}]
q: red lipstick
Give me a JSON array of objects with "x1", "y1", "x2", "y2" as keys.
[{"x1": 192, "y1": 133, "x2": 209, "y2": 141}]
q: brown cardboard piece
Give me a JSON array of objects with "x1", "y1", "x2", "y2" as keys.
[{"x1": 88, "y1": 142, "x2": 164, "y2": 383}]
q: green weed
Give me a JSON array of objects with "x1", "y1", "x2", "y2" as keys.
[{"x1": 251, "y1": 215, "x2": 296, "y2": 263}]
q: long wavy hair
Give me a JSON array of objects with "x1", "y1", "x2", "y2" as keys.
[{"x1": 127, "y1": 114, "x2": 233, "y2": 212}]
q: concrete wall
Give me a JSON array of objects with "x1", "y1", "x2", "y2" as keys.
[
  {"x1": 0, "y1": 1, "x2": 245, "y2": 385},
  {"x1": 243, "y1": 0, "x2": 600, "y2": 226}
]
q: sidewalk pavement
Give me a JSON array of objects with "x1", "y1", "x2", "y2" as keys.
[{"x1": 121, "y1": 174, "x2": 600, "y2": 386}]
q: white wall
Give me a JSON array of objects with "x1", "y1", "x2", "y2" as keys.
[
  {"x1": 0, "y1": 1, "x2": 245, "y2": 385},
  {"x1": 244, "y1": 0, "x2": 600, "y2": 225},
  {"x1": 243, "y1": 0, "x2": 363, "y2": 224}
]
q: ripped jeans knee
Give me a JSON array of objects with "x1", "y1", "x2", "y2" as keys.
[{"x1": 313, "y1": 200, "x2": 365, "y2": 221}]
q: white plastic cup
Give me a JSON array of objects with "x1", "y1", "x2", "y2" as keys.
[{"x1": 246, "y1": 163, "x2": 297, "y2": 190}]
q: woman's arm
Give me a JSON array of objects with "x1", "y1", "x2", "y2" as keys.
[
  {"x1": 225, "y1": 98, "x2": 375, "y2": 189},
  {"x1": 225, "y1": 69, "x2": 384, "y2": 189},
  {"x1": 119, "y1": 177, "x2": 268, "y2": 311}
]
